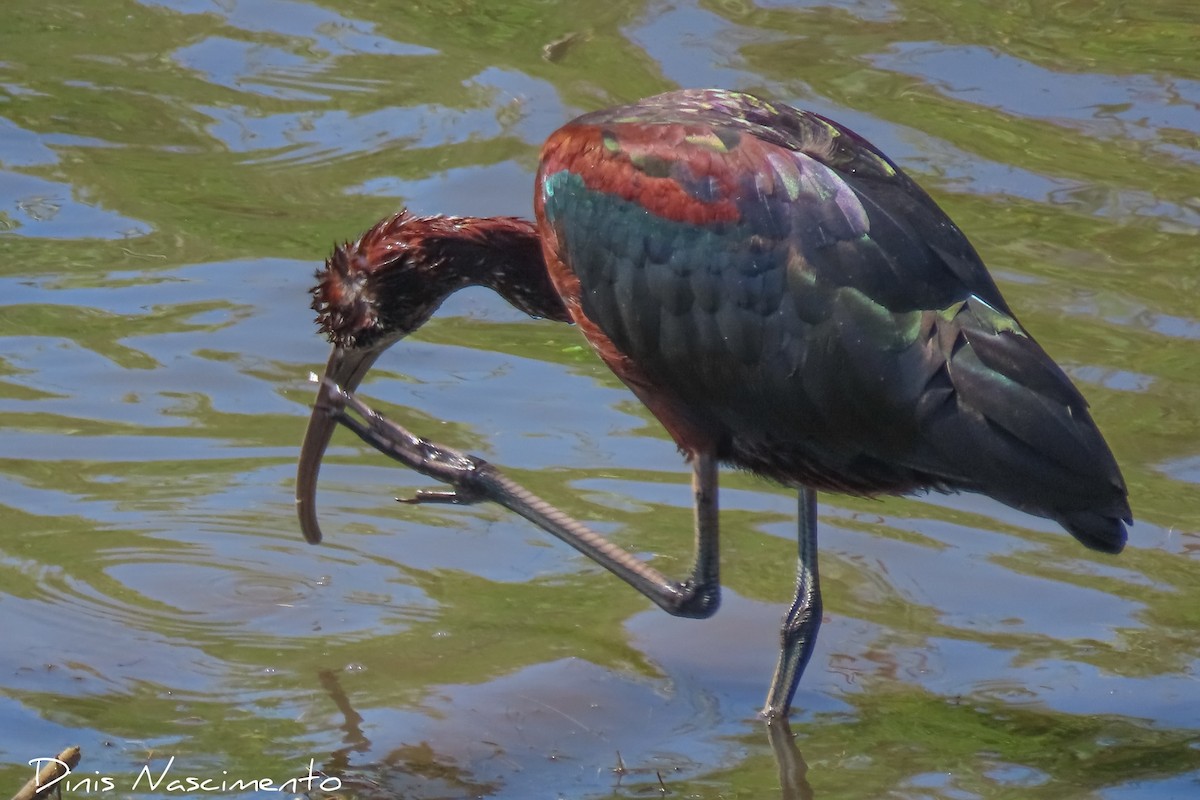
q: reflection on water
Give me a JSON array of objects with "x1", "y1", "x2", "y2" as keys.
[{"x1": 1, "y1": 0, "x2": 1198, "y2": 797}]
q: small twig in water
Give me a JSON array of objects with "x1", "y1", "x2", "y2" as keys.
[
  {"x1": 516, "y1": 694, "x2": 595, "y2": 735},
  {"x1": 119, "y1": 248, "x2": 168, "y2": 260},
  {"x1": 10, "y1": 745, "x2": 80, "y2": 800}
]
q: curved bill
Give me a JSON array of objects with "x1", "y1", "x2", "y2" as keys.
[{"x1": 296, "y1": 346, "x2": 381, "y2": 544}]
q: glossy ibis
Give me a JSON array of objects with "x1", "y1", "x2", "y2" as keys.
[{"x1": 296, "y1": 89, "x2": 1130, "y2": 718}]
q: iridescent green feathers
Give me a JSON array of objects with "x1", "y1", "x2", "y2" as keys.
[{"x1": 537, "y1": 89, "x2": 1129, "y2": 552}]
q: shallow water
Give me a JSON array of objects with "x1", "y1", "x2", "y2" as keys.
[{"x1": 1, "y1": 1, "x2": 1198, "y2": 798}]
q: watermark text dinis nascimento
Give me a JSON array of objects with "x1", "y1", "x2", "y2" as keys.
[{"x1": 28, "y1": 756, "x2": 343, "y2": 794}]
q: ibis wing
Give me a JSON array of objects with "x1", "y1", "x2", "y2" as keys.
[{"x1": 537, "y1": 91, "x2": 1129, "y2": 550}]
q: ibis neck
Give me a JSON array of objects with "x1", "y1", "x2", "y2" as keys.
[{"x1": 396, "y1": 215, "x2": 570, "y2": 327}]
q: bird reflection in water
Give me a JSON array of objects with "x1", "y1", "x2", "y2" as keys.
[
  {"x1": 296, "y1": 89, "x2": 1130, "y2": 721},
  {"x1": 312, "y1": 665, "x2": 813, "y2": 799}
]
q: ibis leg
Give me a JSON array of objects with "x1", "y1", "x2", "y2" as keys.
[
  {"x1": 318, "y1": 380, "x2": 721, "y2": 619},
  {"x1": 761, "y1": 487, "x2": 822, "y2": 719}
]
